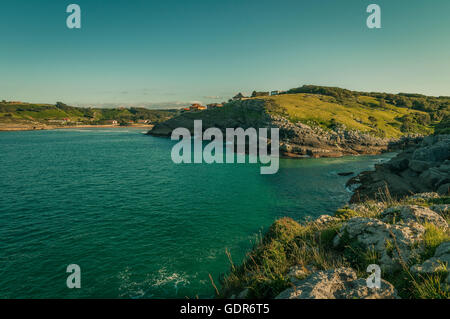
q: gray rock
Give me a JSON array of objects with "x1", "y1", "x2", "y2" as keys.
[
  {"x1": 437, "y1": 161, "x2": 450, "y2": 173},
  {"x1": 275, "y1": 268, "x2": 398, "y2": 299},
  {"x1": 350, "y1": 135, "x2": 450, "y2": 203},
  {"x1": 411, "y1": 242, "x2": 450, "y2": 274},
  {"x1": 412, "y1": 139, "x2": 450, "y2": 163},
  {"x1": 409, "y1": 160, "x2": 434, "y2": 173},
  {"x1": 287, "y1": 265, "x2": 316, "y2": 282},
  {"x1": 380, "y1": 205, "x2": 448, "y2": 229},
  {"x1": 430, "y1": 204, "x2": 449, "y2": 218},
  {"x1": 409, "y1": 192, "x2": 440, "y2": 200},
  {"x1": 419, "y1": 168, "x2": 447, "y2": 189},
  {"x1": 437, "y1": 183, "x2": 450, "y2": 195},
  {"x1": 333, "y1": 217, "x2": 425, "y2": 271},
  {"x1": 387, "y1": 158, "x2": 409, "y2": 172}
]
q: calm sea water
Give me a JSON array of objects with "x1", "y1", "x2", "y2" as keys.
[{"x1": 0, "y1": 128, "x2": 394, "y2": 298}]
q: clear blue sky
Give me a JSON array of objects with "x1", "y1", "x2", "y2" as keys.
[{"x1": 1, "y1": 0, "x2": 449, "y2": 108}]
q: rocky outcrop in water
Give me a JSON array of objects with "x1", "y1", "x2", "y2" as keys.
[
  {"x1": 348, "y1": 135, "x2": 450, "y2": 202},
  {"x1": 272, "y1": 115, "x2": 394, "y2": 158}
]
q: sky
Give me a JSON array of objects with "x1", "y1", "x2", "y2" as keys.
[{"x1": 0, "y1": 0, "x2": 449, "y2": 108}]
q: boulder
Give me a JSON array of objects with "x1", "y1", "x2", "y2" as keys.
[
  {"x1": 275, "y1": 267, "x2": 398, "y2": 299},
  {"x1": 387, "y1": 157, "x2": 409, "y2": 172},
  {"x1": 287, "y1": 265, "x2": 317, "y2": 282},
  {"x1": 350, "y1": 135, "x2": 450, "y2": 203},
  {"x1": 409, "y1": 160, "x2": 434, "y2": 173},
  {"x1": 380, "y1": 205, "x2": 448, "y2": 229},
  {"x1": 333, "y1": 217, "x2": 425, "y2": 271},
  {"x1": 411, "y1": 242, "x2": 450, "y2": 275},
  {"x1": 412, "y1": 139, "x2": 450, "y2": 163},
  {"x1": 437, "y1": 183, "x2": 450, "y2": 195},
  {"x1": 430, "y1": 205, "x2": 449, "y2": 219},
  {"x1": 419, "y1": 168, "x2": 447, "y2": 189}
]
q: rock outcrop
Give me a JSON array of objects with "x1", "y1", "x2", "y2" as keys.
[
  {"x1": 411, "y1": 242, "x2": 450, "y2": 280},
  {"x1": 333, "y1": 217, "x2": 425, "y2": 272},
  {"x1": 275, "y1": 267, "x2": 398, "y2": 299},
  {"x1": 272, "y1": 115, "x2": 392, "y2": 158},
  {"x1": 223, "y1": 193, "x2": 449, "y2": 299},
  {"x1": 348, "y1": 135, "x2": 450, "y2": 202},
  {"x1": 148, "y1": 99, "x2": 403, "y2": 158},
  {"x1": 380, "y1": 205, "x2": 448, "y2": 229}
]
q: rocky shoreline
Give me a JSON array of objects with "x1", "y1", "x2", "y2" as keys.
[
  {"x1": 222, "y1": 192, "x2": 449, "y2": 299},
  {"x1": 348, "y1": 134, "x2": 450, "y2": 202},
  {"x1": 219, "y1": 134, "x2": 449, "y2": 299},
  {"x1": 0, "y1": 123, "x2": 154, "y2": 132}
]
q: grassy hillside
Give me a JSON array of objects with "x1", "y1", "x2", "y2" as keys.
[
  {"x1": 276, "y1": 85, "x2": 449, "y2": 137},
  {"x1": 150, "y1": 85, "x2": 448, "y2": 139},
  {"x1": 260, "y1": 93, "x2": 434, "y2": 138}
]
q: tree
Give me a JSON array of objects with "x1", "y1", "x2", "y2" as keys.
[{"x1": 251, "y1": 91, "x2": 269, "y2": 97}]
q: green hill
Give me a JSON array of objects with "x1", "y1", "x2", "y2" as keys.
[
  {"x1": 0, "y1": 101, "x2": 179, "y2": 127},
  {"x1": 275, "y1": 85, "x2": 449, "y2": 137},
  {"x1": 260, "y1": 93, "x2": 432, "y2": 138},
  {"x1": 149, "y1": 85, "x2": 449, "y2": 157},
  {"x1": 151, "y1": 85, "x2": 449, "y2": 138}
]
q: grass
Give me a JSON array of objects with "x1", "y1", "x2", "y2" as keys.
[
  {"x1": 411, "y1": 273, "x2": 450, "y2": 299},
  {"x1": 219, "y1": 194, "x2": 450, "y2": 299},
  {"x1": 219, "y1": 217, "x2": 347, "y2": 298},
  {"x1": 422, "y1": 223, "x2": 450, "y2": 259},
  {"x1": 0, "y1": 102, "x2": 179, "y2": 125},
  {"x1": 258, "y1": 93, "x2": 433, "y2": 138},
  {"x1": 334, "y1": 208, "x2": 360, "y2": 220}
]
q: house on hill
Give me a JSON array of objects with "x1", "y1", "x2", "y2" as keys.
[
  {"x1": 190, "y1": 103, "x2": 207, "y2": 110},
  {"x1": 182, "y1": 103, "x2": 207, "y2": 112}
]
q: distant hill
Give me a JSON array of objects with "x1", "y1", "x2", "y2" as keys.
[{"x1": 0, "y1": 101, "x2": 179, "y2": 127}]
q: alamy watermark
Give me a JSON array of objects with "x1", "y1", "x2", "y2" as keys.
[
  {"x1": 366, "y1": 264, "x2": 381, "y2": 289},
  {"x1": 66, "y1": 264, "x2": 81, "y2": 289},
  {"x1": 66, "y1": 4, "x2": 81, "y2": 29},
  {"x1": 170, "y1": 120, "x2": 279, "y2": 175},
  {"x1": 367, "y1": 4, "x2": 381, "y2": 29},
  {"x1": 65, "y1": 4, "x2": 381, "y2": 30}
]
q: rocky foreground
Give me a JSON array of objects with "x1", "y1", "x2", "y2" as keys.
[
  {"x1": 220, "y1": 192, "x2": 449, "y2": 299},
  {"x1": 348, "y1": 134, "x2": 450, "y2": 202}
]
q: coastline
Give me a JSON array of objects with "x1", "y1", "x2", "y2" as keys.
[{"x1": 0, "y1": 123, "x2": 154, "y2": 132}]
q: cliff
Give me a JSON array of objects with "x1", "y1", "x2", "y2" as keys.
[
  {"x1": 348, "y1": 135, "x2": 450, "y2": 202},
  {"x1": 149, "y1": 89, "x2": 442, "y2": 158}
]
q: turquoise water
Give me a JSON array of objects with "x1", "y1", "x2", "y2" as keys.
[{"x1": 0, "y1": 128, "x2": 394, "y2": 298}]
